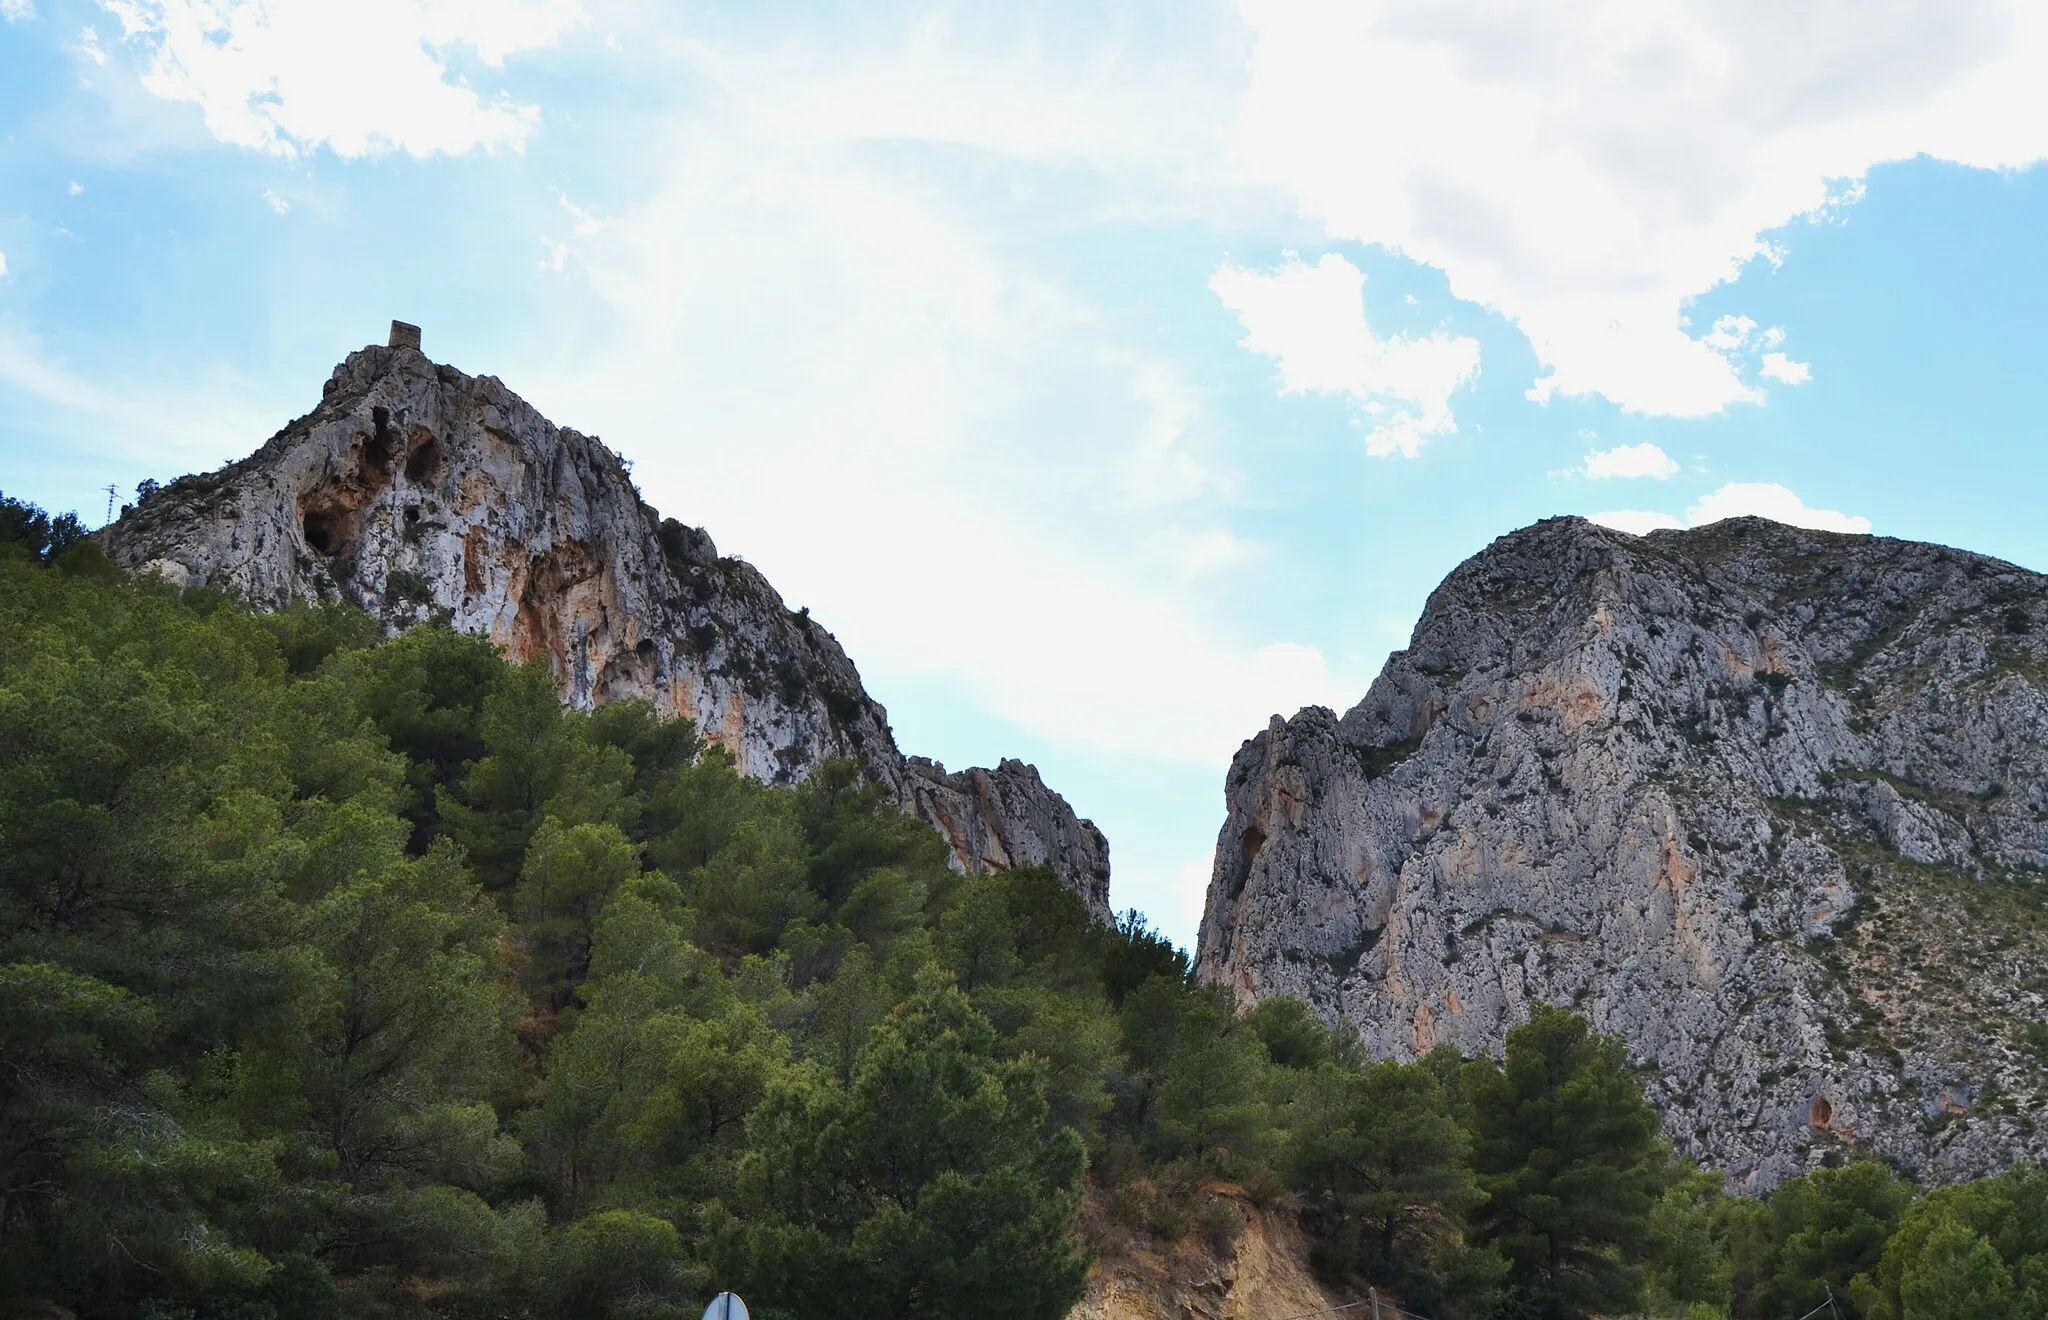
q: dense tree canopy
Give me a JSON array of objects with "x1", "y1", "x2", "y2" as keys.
[
  {"x1": 0, "y1": 508, "x2": 1260, "y2": 1319},
  {"x1": 1725, "y1": 1160, "x2": 1913, "y2": 1319},
  {"x1": 2, "y1": 494, "x2": 2040, "y2": 1320}
]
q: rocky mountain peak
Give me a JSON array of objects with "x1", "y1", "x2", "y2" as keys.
[
  {"x1": 1199, "y1": 513, "x2": 2048, "y2": 1188},
  {"x1": 103, "y1": 329, "x2": 1110, "y2": 918}
]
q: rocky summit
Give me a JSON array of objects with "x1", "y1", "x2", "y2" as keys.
[
  {"x1": 102, "y1": 326, "x2": 1110, "y2": 917},
  {"x1": 1197, "y1": 514, "x2": 2048, "y2": 1189}
]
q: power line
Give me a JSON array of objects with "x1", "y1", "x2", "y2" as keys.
[
  {"x1": 1268, "y1": 1301, "x2": 1371, "y2": 1320},
  {"x1": 1791, "y1": 1289, "x2": 1839, "y2": 1320},
  {"x1": 1278, "y1": 1278, "x2": 1847, "y2": 1320},
  {"x1": 1271, "y1": 1288, "x2": 1438, "y2": 1320}
]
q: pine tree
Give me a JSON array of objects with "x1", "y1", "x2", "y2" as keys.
[
  {"x1": 1852, "y1": 1164, "x2": 2048, "y2": 1320},
  {"x1": 1285, "y1": 1058, "x2": 1479, "y2": 1290},
  {"x1": 717, "y1": 978, "x2": 1088, "y2": 1320},
  {"x1": 1727, "y1": 1161, "x2": 1912, "y2": 1319},
  {"x1": 1462, "y1": 1003, "x2": 1672, "y2": 1320},
  {"x1": 1897, "y1": 1215, "x2": 2015, "y2": 1320}
]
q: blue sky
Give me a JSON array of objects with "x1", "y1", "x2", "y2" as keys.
[{"x1": 5, "y1": 0, "x2": 2048, "y2": 946}]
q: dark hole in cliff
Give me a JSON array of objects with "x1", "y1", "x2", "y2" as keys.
[
  {"x1": 304, "y1": 509, "x2": 340, "y2": 555},
  {"x1": 403, "y1": 505, "x2": 421, "y2": 524},
  {"x1": 366, "y1": 407, "x2": 396, "y2": 470},
  {"x1": 635, "y1": 638, "x2": 655, "y2": 657},
  {"x1": 1809, "y1": 1096, "x2": 1833, "y2": 1129},
  {"x1": 1240, "y1": 823, "x2": 1267, "y2": 865},
  {"x1": 405, "y1": 431, "x2": 442, "y2": 484},
  {"x1": 299, "y1": 486, "x2": 367, "y2": 560},
  {"x1": 2005, "y1": 608, "x2": 2031, "y2": 635}
]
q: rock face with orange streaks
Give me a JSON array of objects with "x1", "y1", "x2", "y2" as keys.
[
  {"x1": 1197, "y1": 515, "x2": 2048, "y2": 1188},
  {"x1": 102, "y1": 330, "x2": 1110, "y2": 918}
]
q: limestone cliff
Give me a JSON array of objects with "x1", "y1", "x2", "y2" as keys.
[
  {"x1": 102, "y1": 329, "x2": 1109, "y2": 917},
  {"x1": 1198, "y1": 515, "x2": 2048, "y2": 1189}
]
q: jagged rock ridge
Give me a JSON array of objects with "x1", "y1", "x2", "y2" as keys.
[
  {"x1": 103, "y1": 330, "x2": 1110, "y2": 918},
  {"x1": 1198, "y1": 515, "x2": 2048, "y2": 1189}
]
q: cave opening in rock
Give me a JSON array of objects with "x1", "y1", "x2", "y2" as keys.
[
  {"x1": 365, "y1": 408, "x2": 397, "y2": 471},
  {"x1": 300, "y1": 491, "x2": 364, "y2": 559},
  {"x1": 405, "y1": 431, "x2": 442, "y2": 484}
]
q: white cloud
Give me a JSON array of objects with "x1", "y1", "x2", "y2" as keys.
[
  {"x1": 1588, "y1": 509, "x2": 1686, "y2": 536},
  {"x1": 1210, "y1": 252, "x2": 1480, "y2": 457},
  {"x1": 1111, "y1": 349, "x2": 1240, "y2": 510},
  {"x1": 1760, "y1": 352, "x2": 1812, "y2": 384},
  {"x1": 680, "y1": 6, "x2": 1248, "y2": 189},
  {"x1": 522, "y1": 94, "x2": 1356, "y2": 772},
  {"x1": 1583, "y1": 442, "x2": 1679, "y2": 481},
  {"x1": 556, "y1": 192, "x2": 602, "y2": 236},
  {"x1": 0, "y1": 250, "x2": 9, "y2": 278},
  {"x1": 462, "y1": 13, "x2": 1453, "y2": 791},
  {"x1": 0, "y1": 321, "x2": 280, "y2": 478},
  {"x1": 1231, "y1": 0, "x2": 2048, "y2": 416},
  {"x1": 1696, "y1": 314, "x2": 1814, "y2": 387},
  {"x1": 537, "y1": 193, "x2": 601, "y2": 273},
  {"x1": 1702, "y1": 314, "x2": 1758, "y2": 354},
  {"x1": 99, "y1": 0, "x2": 584, "y2": 157},
  {"x1": 260, "y1": 188, "x2": 288, "y2": 214},
  {"x1": 1688, "y1": 482, "x2": 1869, "y2": 532},
  {"x1": 2, "y1": 0, "x2": 33, "y2": 22},
  {"x1": 1592, "y1": 481, "x2": 1870, "y2": 536},
  {"x1": 68, "y1": 181, "x2": 83, "y2": 195}
]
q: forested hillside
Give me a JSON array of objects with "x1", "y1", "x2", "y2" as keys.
[{"x1": 3, "y1": 494, "x2": 2045, "y2": 1320}]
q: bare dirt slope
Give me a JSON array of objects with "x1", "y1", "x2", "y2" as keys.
[{"x1": 1069, "y1": 1185, "x2": 1357, "y2": 1320}]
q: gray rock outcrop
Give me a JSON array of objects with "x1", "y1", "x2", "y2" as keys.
[
  {"x1": 102, "y1": 330, "x2": 1110, "y2": 917},
  {"x1": 906, "y1": 757, "x2": 1110, "y2": 917},
  {"x1": 1197, "y1": 515, "x2": 2048, "y2": 1188}
]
